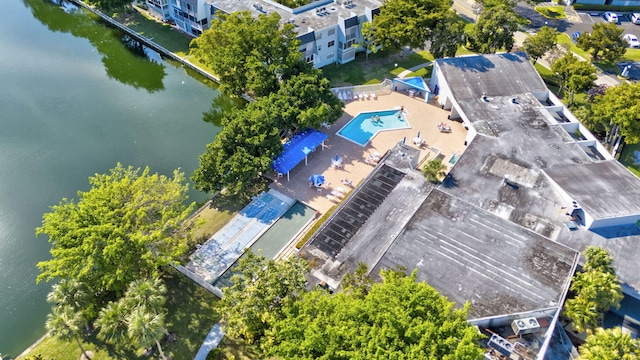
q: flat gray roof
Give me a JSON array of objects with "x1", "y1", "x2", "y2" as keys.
[
  {"x1": 302, "y1": 145, "x2": 578, "y2": 319},
  {"x1": 545, "y1": 161, "x2": 640, "y2": 220},
  {"x1": 436, "y1": 52, "x2": 547, "y2": 101},
  {"x1": 207, "y1": 0, "x2": 380, "y2": 35},
  {"x1": 372, "y1": 189, "x2": 577, "y2": 318}
]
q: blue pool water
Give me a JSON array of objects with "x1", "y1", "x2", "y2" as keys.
[{"x1": 337, "y1": 109, "x2": 411, "y2": 146}]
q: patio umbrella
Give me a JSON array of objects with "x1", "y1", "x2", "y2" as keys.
[
  {"x1": 334, "y1": 153, "x2": 340, "y2": 162},
  {"x1": 402, "y1": 137, "x2": 406, "y2": 144},
  {"x1": 309, "y1": 174, "x2": 325, "y2": 187},
  {"x1": 417, "y1": 131, "x2": 421, "y2": 138}
]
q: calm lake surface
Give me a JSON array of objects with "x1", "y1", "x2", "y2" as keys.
[{"x1": 0, "y1": 0, "x2": 226, "y2": 355}]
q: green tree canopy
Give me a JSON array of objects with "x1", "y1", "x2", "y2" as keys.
[
  {"x1": 564, "y1": 247, "x2": 622, "y2": 333},
  {"x1": 468, "y1": 4, "x2": 519, "y2": 53},
  {"x1": 191, "y1": 70, "x2": 342, "y2": 194},
  {"x1": 190, "y1": 11, "x2": 304, "y2": 98},
  {"x1": 591, "y1": 82, "x2": 640, "y2": 144},
  {"x1": 262, "y1": 269, "x2": 485, "y2": 359},
  {"x1": 429, "y1": 11, "x2": 466, "y2": 58},
  {"x1": 578, "y1": 327, "x2": 640, "y2": 359},
  {"x1": 219, "y1": 251, "x2": 308, "y2": 343},
  {"x1": 551, "y1": 53, "x2": 596, "y2": 106},
  {"x1": 522, "y1": 26, "x2": 559, "y2": 64},
  {"x1": 372, "y1": 0, "x2": 451, "y2": 50},
  {"x1": 576, "y1": 22, "x2": 626, "y2": 62},
  {"x1": 191, "y1": 100, "x2": 284, "y2": 194},
  {"x1": 355, "y1": 22, "x2": 378, "y2": 65},
  {"x1": 36, "y1": 164, "x2": 194, "y2": 304}
]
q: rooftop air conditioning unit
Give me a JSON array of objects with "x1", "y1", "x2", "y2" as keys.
[
  {"x1": 488, "y1": 334, "x2": 513, "y2": 357},
  {"x1": 511, "y1": 317, "x2": 540, "y2": 336}
]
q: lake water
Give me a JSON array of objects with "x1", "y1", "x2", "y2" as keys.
[{"x1": 0, "y1": 0, "x2": 226, "y2": 356}]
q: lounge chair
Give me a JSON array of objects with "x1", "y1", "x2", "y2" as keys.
[
  {"x1": 371, "y1": 91, "x2": 377, "y2": 100},
  {"x1": 359, "y1": 92, "x2": 365, "y2": 100},
  {"x1": 364, "y1": 92, "x2": 369, "y2": 100}
]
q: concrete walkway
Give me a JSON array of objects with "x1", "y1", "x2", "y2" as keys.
[{"x1": 194, "y1": 323, "x2": 225, "y2": 360}]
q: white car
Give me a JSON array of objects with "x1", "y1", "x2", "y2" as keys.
[
  {"x1": 623, "y1": 34, "x2": 640, "y2": 48},
  {"x1": 604, "y1": 12, "x2": 618, "y2": 23},
  {"x1": 632, "y1": 13, "x2": 640, "y2": 24}
]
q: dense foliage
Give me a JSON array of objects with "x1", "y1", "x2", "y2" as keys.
[
  {"x1": 262, "y1": 269, "x2": 485, "y2": 359},
  {"x1": 551, "y1": 53, "x2": 596, "y2": 106},
  {"x1": 468, "y1": 4, "x2": 519, "y2": 53},
  {"x1": 591, "y1": 82, "x2": 640, "y2": 144},
  {"x1": 576, "y1": 22, "x2": 626, "y2": 62},
  {"x1": 191, "y1": 11, "x2": 304, "y2": 98},
  {"x1": 578, "y1": 327, "x2": 640, "y2": 359},
  {"x1": 191, "y1": 70, "x2": 342, "y2": 194},
  {"x1": 429, "y1": 12, "x2": 466, "y2": 58},
  {"x1": 372, "y1": 0, "x2": 453, "y2": 50},
  {"x1": 219, "y1": 251, "x2": 308, "y2": 342},
  {"x1": 522, "y1": 26, "x2": 559, "y2": 64},
  {"x1": 37, "y1": 164, "x2": 194, "y2": 305},
  {"x1": 564, "y1": 247, "x2": 622, "y2": 333}
]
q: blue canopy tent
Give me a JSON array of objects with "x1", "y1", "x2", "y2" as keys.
[
  {"x1": 272, "y1": 129, "x2": 328, "y2": 181},
  {"x1": 392, "y1": 77, "x2": 431, "y2": 103}
]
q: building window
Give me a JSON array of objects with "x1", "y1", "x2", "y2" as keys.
[
  {"x1": 187, "y1": 3, "x2": 191, "y2": 10},
  {"x1": 343, "y1": 39, "x2": 356, "y2": 49},
  {"x1": 327, "y1": 52, "x2": 334, "y2": 60},
  {"x1": 315, "y1": 32, "x2": 322, "y2": 40},
  {"x1": 200, "y1": 18, "x2": 207, "y2": 25},
  {"x1": 317, "y1": 45, "x2": 322, "y2": 51},
  {"x1": 328, "y1": 40, "x2": 335, "y2": 48},
  {"x1": 306, "y1": 54, "x2": 314, "y2": 63},
  {"x1": 328, "y1": 28, "x2": 335, "y2": 36}
]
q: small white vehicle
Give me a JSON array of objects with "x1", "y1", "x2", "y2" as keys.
[
  {"x1": 604, "y1": 12, "x2": 619, "y2": 23},
  {"x1": 623, "y1": 34, "x2": 640, "y2": 48},
  {"x1": 632, "y1": 13, "x2": 640, "y2": 24}
]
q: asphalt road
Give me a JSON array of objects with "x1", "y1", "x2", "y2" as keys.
[{"x1": 452, "y1": 0, "x2": 640, "y2": 39}]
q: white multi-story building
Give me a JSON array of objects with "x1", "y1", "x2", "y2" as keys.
[{"x1": 146, "y1": 0, "x2": 382, "y2": 67}]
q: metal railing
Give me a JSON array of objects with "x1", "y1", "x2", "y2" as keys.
[{"x1": 331, "y1": 78, "x2": 393, "y2": 98}]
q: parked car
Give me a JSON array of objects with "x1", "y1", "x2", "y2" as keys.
[
  {"x1": 632, "y1": 13, "x2": 640, "y2": 24},
  {"x1": 623, "y1": 34, "x2": 640, "y2": 48},
  {"x1": 604, "y1": 12, "x2": 619, "y2": 23}
]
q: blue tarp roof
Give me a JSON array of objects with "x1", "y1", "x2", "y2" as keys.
[
  {"x1": 272, "y1": 129, "x2": 328, "y2": 174},
  {"x1": 393, "y1": 77, "x2": 429, "y2": 92}
]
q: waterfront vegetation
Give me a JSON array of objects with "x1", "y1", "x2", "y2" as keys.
[{"x1": 24, "y1": 268, "x2": 219, "y2": 359}]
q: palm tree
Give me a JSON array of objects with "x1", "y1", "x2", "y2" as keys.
[
  {"x1": 47, "y1": 279, "x2": 92, "y2": 332},
  {"x1": 564, "y1": 296, "x2": 599, "y2": 333},
  {"x1": 95, "y1": 299, "x2": 130, "y2": 348},
  {"x1": 579, "y1": 327, "x2": 640, "y2": 359},
  {"x1": 421, "y1": 159, "x2": 447, "y2": 183},
  {"x1": 46, "y1": 305, "x2": 92, "y2": 359},
  {"x1": 124, "y1": 277, "x2": 167, "y2": 315},
  {"x1": 127, "y1": 306, "x2": 167, "y2": 360},
  {"x1": 583, "y1": 246, "x2": 615, "y2": 274}
]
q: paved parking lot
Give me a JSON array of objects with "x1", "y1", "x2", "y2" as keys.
[{"x1": 572, "y1": 11, "x2": 640, "y2": 38}]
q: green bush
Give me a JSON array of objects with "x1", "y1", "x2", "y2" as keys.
[{"x1": 572, "y1": 4, "x2": 640, "y2": 12}]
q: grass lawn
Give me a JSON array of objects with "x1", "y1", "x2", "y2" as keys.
[
  {"x1": 556, "y1": 34, "x2": 592, "y2": 61},
  {"x1": 619, "y1": 143, "x2": 640, "y2": 177},
  {"x1": 22, "y1": 268, "x2": 219, "y2": 359},
  {"x1": 114, "y1": 9, "x2": 192, "y2": 56},
  {"x1": 208, "y1": 337, "x2": 263, "y2": 360},
  {"x1": 321, "y1": 49, "x2": 434, "y2": 86},
  {"x1": 534, "y1": 5, "x2": 566, "y2": 19}
]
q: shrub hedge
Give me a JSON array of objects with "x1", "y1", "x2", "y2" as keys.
[{"x1": 572, "y1": 4, "x2": 640, "y2": 12}]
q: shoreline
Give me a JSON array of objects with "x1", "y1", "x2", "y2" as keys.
[{"x1": 16, "y1": 333, "x2": 48, "y2": 359}]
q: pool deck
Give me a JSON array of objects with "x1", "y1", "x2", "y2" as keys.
[{"x1": 270, "y1": 91, "x2": 467, "y2": 214}]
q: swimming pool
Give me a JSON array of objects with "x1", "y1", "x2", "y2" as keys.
[{"x1": 337, "y1": 109, "x2": 411, "y2": 146}]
